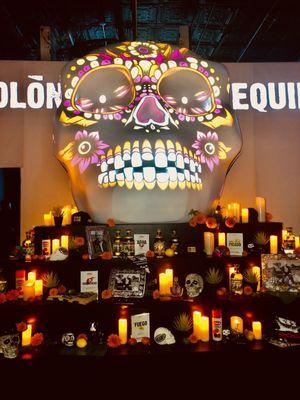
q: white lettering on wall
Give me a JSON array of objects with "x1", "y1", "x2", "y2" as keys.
[{"x1": 250, "y1": 83, "x2": 267, "y2": 112}]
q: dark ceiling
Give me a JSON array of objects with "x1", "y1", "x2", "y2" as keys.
[{"x1": 0, "y1": 0, "x2": 299, "y2": 62}]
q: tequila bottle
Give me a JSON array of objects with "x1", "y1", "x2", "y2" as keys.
[
  {"x1": 112, "y1": 230, "x2": 122, "y2": 258},
  {"x1": 123, "y1": 230, "x2": 134, "y2": 257},
  {"x1": 170, "y1": 229, "x2": 179, "y2": 255},
  {"x1": 283, "y1": 227, "x2": 295, "y2": 254},
  {"x1": 230, "y1": 264, "x2": 243, "y2": 295},
  {"x1": 154, "y1": 229, "x2": 165, "y2": 258}
]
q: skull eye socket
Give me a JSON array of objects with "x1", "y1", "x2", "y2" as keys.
[
  {"x1": 186, "y1": 280, "x2": 191, "y2": 285},
  {"x1": 78, "y1": 141, "x2": 92, "y2": 155},
  {"x1": 158, "y1": 68, "x2": 215, "y2": 116},
  {"x1": 4, "y1": 338, "x2": 10, "y2": 345},
  {"x1": 193, "y1": 280, "x2": 198, "y2": 285},
  {"x1": 204, "y1": 142, "x2": 215, "y2": 155},
  {"x1": 72, "y1": 65, "x2": 135, "y2": 114}
]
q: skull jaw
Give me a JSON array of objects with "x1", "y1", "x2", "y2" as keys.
[{"x1": 2, "y1": 348, "x2": 19, "y2": 359}]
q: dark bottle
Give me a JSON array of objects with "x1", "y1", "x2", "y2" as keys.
[
  {"x1": 154, "y1": 229, "x2": 165, "y2": 258},
  {"x1": 123, "y1": 229, "x2": 135, "y2": 257},
  {"x1": 113, "y1": 230, "x2": 122, "y2": 258},
  {"x1": 230, "y1": 264, "x2": 243, "y2": 295},
  {"x1": 170, "y1": 229, "x2": 179, "y2": 255},
  {"x1": 283, "y1": 227, "x2": 295, "y2": 254},
  {"x1": 0, "y1": 268, "x2": 7, "y2": 293},
  {"x1": 22, "y1": 231, "x2": 34, "y2": 262}
]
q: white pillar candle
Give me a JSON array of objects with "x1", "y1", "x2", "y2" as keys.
[
  {"x1": 204, "y1": 232, "x2": 214, "y2": 256},
  {"x1": 218, "y1": 232, "x2": 226, "y2": 246},
  {"x1": 241, "y1": 208, "x2": 249, "y2": 223},
  {"x1": 252, "y1": 321, "x2": 262, "y2": 340},
  {"x1": 193, "y1": 311, "x2": 202, "y2": 340},
  {"x1": 61, "y1": 235, "x2": 69, "y2": 250},
  {"x1": 255, "y1": 197, "x2": 266, "y2": 222},
  {"x1": 118, "y1": 318, "x2": 127, "y2": 344},
  {"x1": 52, "y1": 239, "x2": 60, "y2": 254},
  {"x1": 270, "y1": 235, "x2": 278, "y2": 254}
]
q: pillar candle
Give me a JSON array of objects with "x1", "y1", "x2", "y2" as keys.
[
  {"x1": 295, "y1": 236, "x2": 299, "y2": 249},
  {"x1": 270, "y1": 235, "x2": 278, "y2": 254},
  {"x1": 199, "y1": 316, "x2": 210, "y2": 342},
  {"x1": 62, "y1": 205, "x2": 72, "y2": 225},
  {"x1": 255, "y1": 197, "x2": 266, "y2": 222},
  {"x1": 232, "y1": 203, "x2": 241, "y2": 222},
  {"x1": 52, "y1": 239, "x2": 60, "y2": 254},
  {"x1": 230, "y1": 316, "x2": 243, "y2": 334},
  {"x1": 282, "y1": 229, "x2": 287, "y2": 242},
  {"x1": 165, "y1": 269, "x2": 173, "y2": 294},
  {"x1": 23, "y1": 281, "x2": 35, "y2": 301},
  {"x1": 118, "y1": 318, "x2": 127, "y2": 344},
  {"x1": 34, "y1": 280, "x2": 43, "y2": 297},
  {"x1": 218, "y1": 232, "x2": 226, "y2": 246},
  {"x1": 204, "y1": 232, "x2": 214, "y2": 256},
  {"x1": 241, "y1": 208, "x2": 249, "y2": 223},
  {"x1": 252, "y1": 321, "x2": 262, "y2": 340},
  {"x1": 28, "y1": 271, "x2": 36, "y2": 282},
  {"x1": 61, "y1": 235, "x2": 69, "y2": 250},
  {"x1": 44, "y1": 213, "x2": 53, "y2": 226},
  {"x1": 159, "y1": 273, "x2": 168, "y2": 296},
  {"x1": 193, "y1": 311, "x2": 202, "y2": 340},
  {"x1": 252, "y1": 266, "x2": 261, "y2": 291},
  {"x1": 22, "y1": 324, "x2": 32, "y2": 346}
]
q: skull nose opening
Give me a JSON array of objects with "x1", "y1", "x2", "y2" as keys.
[{"x1": 133, "y1": 95, "x2": 169, "y2": 126}]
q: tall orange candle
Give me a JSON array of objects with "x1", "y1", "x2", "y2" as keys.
[
  {"x1": 159, "y1": 273, "x2": 168, "y2": 296},
  {"x1": 118, "y1": 318, "x2": 127, "y2": 344},
  {"x1": 28, "y1": 271, "x2": 36, "y2": 282},
  {"x1": 165, "y1": 269, "x2": 173, "y2": 294},
  {"x1": 295, "y1": 236, "x2": 299, "y2": 249},
  {"x1": 204, "y1": 232, "x2": 214, "y2": 255},
  {"x1": 52, "y1": 239, "x2": 60, "y2": 254},
  {"x1": 255, "y1": 197, "x2": 266, "y2": 222},
  {"x1": 193, "y1": 311, "x2": 202, "y2": 340},
  {"x1": 23, "y1": 281, "x2": 35, "y2": 301},
  {"x1": 34, "y1": 280, "x2": 43, "y2": 297},
  {"x1": 230, "y1": 316, "x2": 243, "y2": 334},
  {"x1": 199, "y1": 316, "x2": 210, "y2": 342},
  {"x1": 241, "y1": 208, "x2": 249, "y2": 223},
  {"x1": 270, "y1": 235, "x2": 278, "y2": 254},
  {"x1": 22, "y1": 324, "x2": 32, "y2": 346},
  {"x1": 61, "y1": 235, "x2": 69, "y2": 250},
  {"x1": 218, "y1": 232, "x2": 226, "y2": 246},
  {"x1": 252, "y1": 321, "x2": 262, "y2": 340}
]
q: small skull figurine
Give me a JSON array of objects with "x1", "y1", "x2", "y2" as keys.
[
  {"x1": 61, "y1": 332, "x2": 75, "y2": 347},
  {"x1": 185, "y1": 273, "x2": 204, "y2": 297},
  {"x1": 154, "y1": 327, "x2": 175, "y2": 345},
  {"x1": 0, "y1": 333, "x2": 20, "y2": 359}
]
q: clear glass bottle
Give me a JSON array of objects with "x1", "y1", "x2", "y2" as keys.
[
  {"x1": 230, "y1": 264, "x2": 243, "y2": 295},
  {"x1": 113, "y1": 230, "x2": 122, "y2": 258},
  {"x1": 283, "y1": 227, "x2": 295, "y2": 254},
  {"x1": 0, "y1": 268, "x2": 7, "y2": 293},
  {"x1": 154, "y1": 229, "x2": 165, "y2": 258},
  {"x1": 170, "y1": 229, "x2": 179, "y2": 255},
  {"x1": 123, "y1": 229, "x2": 134, "y2": 257}
]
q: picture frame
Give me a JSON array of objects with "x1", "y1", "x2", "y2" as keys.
[
  {"x1": 108, "y1": 268, "x2": 146, "y2": 298},
  {"x1": 85, "y1": 225, "x2": 111, "y2": 259},
  {"x1": 261, "y1": 254, "x2": 300, "y2": 293}
]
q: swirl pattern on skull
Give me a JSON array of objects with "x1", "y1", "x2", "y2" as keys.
[{"x1": 54, "y1": 41, "x2": 242, "y2": 223}]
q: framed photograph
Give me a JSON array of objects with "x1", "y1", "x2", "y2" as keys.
[
  {"x1": 261, "y1": 254, "x2": 300, "y2": 293},
  {"x1": 108, "y1": 268, "x2": 146, "y2": 298},
  {"x1": 86, "y1": 226, "x2": 111, "y2": 259},
  {"x1": 227, "y1": 233, "x2": 243, "y2": 256}
]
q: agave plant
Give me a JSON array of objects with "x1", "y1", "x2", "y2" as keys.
[
  {"x1": 243, "y1": 269, "x2": 259, "y2": 284},
  {"x1": 205, "y1": 267, "x2": 224, "y2": 284},
  {"x1": 173, "y1": 313, "x2": 193, "y2": 332},
  {"x1": 254, "y1": 232, "x2": 269, "y2": 246},
  {"x1": 42, "y1": 271, "x2": 60, "y2": 288}
]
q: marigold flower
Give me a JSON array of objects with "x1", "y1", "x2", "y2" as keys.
[
  {"x1": 0, "y1": 293, "x2": 6, "y2": 304},
  {"x1": 5, "y1": 290, "x2": 19, "y2": 301},
  {"x1": 101, "y1": 251, "x2": 113, "y2": 260},
  {"x1": 107, "y1": 334, "x2": 121, "y2": 348},
  {"x1": 188, "y1": 334, "x2": 199, "y2": 344},
  {"x1": 31, "y1": 333, "x2": 44, "y2": 347},
  {"x1": 205, "y1": 216, "x2": 218, "y2": 229},
  {"x1": 141, "y1": 337, "x2": 150, "y2": 346},
  {"x1": 244, "y1": 285, "x2": 253, "y2": 296},
  {"x1": 106, "y1": 218, "x2": 115, "y2": 227},
  {"x1": 152, "y1": 289, "x2": 160, "y2": 300},
  {"x1": 189, "y1": 217, "x2": 198, "y2": 227},
  {"x1": 49, "y1": 288, "x2": 59, "y2": 296},
  {"x1": 101, "y1": 289, "x2": 112, "y2": 300},
  {"x1": 225, "y1": 217, "x2": 236, "y2": 228},
  {"x1": 196, "y1": 212, "x2": 207, "y2": 224},
  {"x1": 58, "y1": 285, "x2": 67, "y2": 295},
  {"x1": 16, "y1": 321, "x2": 27, "y2": 332},
  {"x1": 146, "y1": 250, "x2": 155, "y2": 258}
]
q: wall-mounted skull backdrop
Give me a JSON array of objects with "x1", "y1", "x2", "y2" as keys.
[{"x1": 54, "y1": 41, "x2": 242, "y2": 223}]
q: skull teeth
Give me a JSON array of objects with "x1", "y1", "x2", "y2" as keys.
[{"x1": 98, "y1": 140, "x2": 203, "y2": 191}]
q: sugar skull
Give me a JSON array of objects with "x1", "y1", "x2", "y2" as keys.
[
  {"x1": 185, "y1": 273, "x2": 203, "y2": 297},
  {"x1": 0, "y1": 333, "x2": 20, "y2": 359},
  {"x1": 154, "y1": 327, "x2": 175, "y2": 345},
  {"x1": 54, "y1": 41, "x2": 242, "y2": 223}
]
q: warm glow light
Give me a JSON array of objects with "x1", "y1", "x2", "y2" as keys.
[
  {"x1": 22, "y1": 324, "x2": 32, "y2": 346},
  {"x1": 295, "y1": 236, "x2": 299, "y2": 249},
  {"x1": 44, "y1": 212, "x2": 53, "y2": 226},
  {"x1": 270, "y1": 235, "x2": 278, "y2": 254},
  {"x1": 61, "y1": 235, "x2": 69, "y2": 250},
  {"x1": 228, "y1": 203, "x2": 240, "y2": 222},
  {"x1": 193, "y1": 311, "x2": 202, "y2": 340},
  {"x1": 159, "y1": 273, "x2": 169, "y2": 296},
  {"x1": 199, "y1": 316, "x2": 210, "y2": 342},
  {"x1": 204, "y1": 232, "x2": 214, "y2": 255},
  {"x1": 23, "y1": 281, "x2": 35, "y2": 301},
  {"x1": 282, "y1": 229, "x2": 287, "y2": 242},
  {"x1": 62, "y1": 205, "x2": 72, "y2": 225},
  {"x1": 241, "y1": 208, "x2": 249, "y2": 223},
  {"x1": 34, "y1": 280, "x2": 43, "y2": 297},
  {"x1": 230, "y1": 316, "x2": 243, "y2": 334},
  {"x1": 28, "y1": 271, "x2": 36, "y2": 282},
  {"x1": 118, "y1": 318, "x2": 127, "y2": 344},
  {"x1": 252, "y1": 321, "x2": 262, "y2": 340},
  {"x1": 218, "y1": 232, "x2": 226, "y2": 246},
  {"x1": 165, "y1": 269, "x2": 173, "y2": 293},
  {"x1": 52, "y1": 239, "x2": 60, "y2": 254},
  {"x1": 252, "y1": 266, "x2": 261, "y2": 291},
  {"x1": 255, "y1": 197, "x2": 266, "y2": 222}
]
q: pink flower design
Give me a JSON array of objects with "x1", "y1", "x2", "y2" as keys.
[{"x1": 192, "y1": 131, "x2": 219, "y2": 172}]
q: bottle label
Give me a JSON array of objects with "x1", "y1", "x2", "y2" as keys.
[{"x1": 212, "y1": 317, "x2": 222, "y2": 341}]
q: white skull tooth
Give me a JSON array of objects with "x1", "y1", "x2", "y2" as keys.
[
  {"x1": 107, "y1": 157, "x2": 114, "y2": 165},
  {"x1": 98, "y1": 172, "x2": 107, "y2": 184},
  {"x1": 166, "y1": 140, "x2": 175, "y2": 150},
  {"x1": 157, "y1": 181, "x2": 168, "y2": 190},
  {"x1": 103, "y1": 175, "x2": 108, "y2": 184},
  {"x1": 132, "y1": 152, "x2": 142, "y2": 167},
  {"x1": 167, "y1": 150, "x2": 176, "y2": 162},
  {"x1": 184, "y1": 170, "x2": 191, "y2": 181},
  {"x1": 155, "y1": 152, "x2": 168, "y2": 168},
  {"x1": 109, "y1": 170, "x2": 116, "y2": 182},
  {"x1": 176, "y1": 154, "x2": 184, "y2": 169},
  {"x1": 198, "y1": 164, "x2": 202, "y2": 173},
  {"x1": 191, "y1": 174, "x2": 196, "y2": 183},
  {"x1": 116, "y1": 172, "x2": 125, "y2": 181},
  {"x1": 100, "y1": 160, "x2": 107, "y2": 172},
  {"x1": 114, "y1": 154, "x2": 125, "y2": 169},
  {"x1": 167, "y1": 167, "x2": 177, "y2": 182},
  {"x1": 156, "y1": 172, "x2": 169, "y2": 183},
  {"x1": 142, "y1": 151, "x2": 154, "y2": 161},
  {"x1": 124, "y1": 167, "x2": 133, "y2": 181},
  {"x1": 194, "y1": 173, "x2": 199, "y2": 183},
  {"x1": 143, "y1": 167, "x2": 156, "y2": 183},
  {"x1": 154, "y1": 69, "x2": 161, "y2": 80},
  {"x1": 177, "y1": 172, "x2": 185, "y2": 182},
  {"x1": 133, "y1": 171, "x2": 143, "y2": 183},
  {"x1": 190, "y1": 159, "x2": 195, "y2": 172},
  {"x1": 123, "y1": 151, "x2": 131, "y2": 161}
]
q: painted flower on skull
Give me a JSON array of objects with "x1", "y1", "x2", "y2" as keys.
[
  {"x1": 192, "y1": 131, "x2": 231, "y2": 172},
  {"x1": 127, "y1": 42, "x2": 159, "y2": 59}
]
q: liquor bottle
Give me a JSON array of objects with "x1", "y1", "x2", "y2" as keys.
[
  {"x1": 283, "y1": 227, "x2": 295, "y2": 254},
  {"x1": 0, "y1": 268, "x2": 7, "y2": 293},
  {"x1": 154, "y1": 229, "x2": 165, "y2": 258},
  {"x1": 22, "y1": 231, "x2": 34, "y2": 262},
  {"x1": 123, "y1": 230, "x2": 135, "y2": 257},
  {"x1": 212, "y1": 309, "x2": 222, "y2": 342},
  {"x1": 230, "y1": 264, "x2": 243, "y2": 295},
  {"x1": 113, "y1": 230, "x2": 122, "y2": 258},
  {"x1": 170, "y1": 229, "x2": 179, "y2": 255}
]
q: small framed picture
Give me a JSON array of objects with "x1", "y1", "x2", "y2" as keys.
[
  {"x1": 227, "y1": 233, "x2": 243, "y2": 256},
  {"x1": 86, "y1": 226, "x2": 111, "y2": 259},
  {"x1": 108, "y1": 268, "x2": 146, "y2": 298}
]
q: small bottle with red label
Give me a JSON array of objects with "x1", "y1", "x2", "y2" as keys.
[{"x1": 212, "y1": 309, "x2": 222, "y2": 342}]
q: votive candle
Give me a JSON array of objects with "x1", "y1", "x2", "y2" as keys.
[
  {"x1": 28, "y1": 271, "x2": 36, "y2": 282},
  {"x1": 34, "y1": 280, "x2": 43, "y2": 297},
  {"x1": 270, "y1": 235, "x2": 278, "y2": 254},
  {"x1": 241, "y1": 208, "x2": 249, "y2": 223},
  {"x1": 23, "y1": 281, "x2": 35, "y2": 301},
  {"x1": 193, "y1": 311, "x2": 202, "y2": 340},
  {"x1": 165, "y1": 269, "x2": 173, "y2": 294},
  {"x1": 230, "y1": 316, "x2": 243, "y2": 334},
  {"x1": 61, "y1": 235, "x2": 69, "y2": 250},
  {"x1": 159, "y1": 273, "x2": 168, "y2": 296},
  {"x1": 255, "y1": 197, "x2": 266, "y2": 222},
  {"x1": 218, "y1": 232, "x2": 226, "y2": 246},
  {"x1": 22, "y1": 324, "x2": 32, "y2": 346},
  {"x1": 118, "y1": 318, "x2": 127, "y2": 344},
  {"x1": 204, "y1": 232, "x2": 214, "y2": 256},
  {"x1": 252, "y1": 321, "x2": 262, "y2": 340},
  {"x1": 52, "y1": 239, "x2": 60, "y2": 254},
  {"x1": 199, "y1": 316, "x2": 210, "y2": 342}
]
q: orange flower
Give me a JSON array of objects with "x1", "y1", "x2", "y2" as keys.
[
  {"x1": 107, "y1": 334, "x2": 121, "y2": 348},
  {"x1": 189, "y1": 216, "x2": 198, "y2": 227},
  {"x1": 141, "y1": 337, "x2": 151, "y2": 346},
  {"x1": 101, "y1": 251, "x2": 113, "y2": 260},
  {"x1": 101, "y1": 289, "x2": 112, "y2": 300},
  {"x1": 196, "y1": 212, "x2": 207, "y2": 224},
  {"x1": 265, "y1": 212, "x2": 273, "y2": 222},
  {"x1": 225, "y1": 217, "x2": 236, "y2": 228},
  {"x1": 58, "y1": 285, "x2": 67, "y2": 295},
  {"x1": 205, "y1": 216, "x2": 218, "y2": 229},
  {"x1": 106, "y1": 218, "x2": 115, "y2": 227},
  {"x1": 128, "y1": 338, "x2": 137, "y2": 346},
  {"x1": 188, "y1": 334, "x2": 199, "y2": 344},
  {"x1": 244, "y1": 285, "x2": 253, "y2": 296},
  {"x1": 49, "y1": 288, "x2": 59, "y2": 296},
  {"x1": 5, "y1": 290, "x2": 19, "y2": 301},
  {"x1": 82, "y1": 253, "x2": 89, "y2": 260},
  {"x1": 152, "y1": 289, "x2": 160, "y2": 300},
  {"x1": 0, "y1": 293, "x2": 6, "y2": 304},
  {"x1": 31, "y1": 333, "x2": 44, "y2": 347},
  {"x1": 16, "y1": 322, "x2": 27, "y2": 332},
  {"x1": 146, "y1": 250, "x2": 155, "y2": 258},
  {"x1": 74, "y1": 236, "x2": 85, "y2": 246}
]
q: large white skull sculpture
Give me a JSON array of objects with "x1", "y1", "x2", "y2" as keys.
[
  {"x1": 54, "y1": 41, "x2": 242, "y2": 223},
  {"x1": 0, "y1": 333, "x2": 20, "y2": 359},
  {"x1": 185, "y1": 273, "x2": 203, "y2": 297}
]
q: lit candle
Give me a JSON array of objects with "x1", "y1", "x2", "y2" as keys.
[
  {"x1": 252, "y1": 321, "x2": 262, "y2": 340},
  {"x1": 62, "y1": 205, "x2": 72, "y2": 225},
  {"x1": 218, "y1": 232, "x2": 226, "y2": 246},
  {"x1": 255, "y1": 197, "x2": 266, "y2": 222},
  {"x1": 193, "y1": 311, "x2": 202, "y2": 340},
  {"x1": 44, "y1": 212, "x2": 53, "y2": 226},
  {"x1": 232, "y1": 203, "x2": 241, "y2": 222},
  {"x1": 165, "y1": 269, "x2": 173, "y2": 294},
  {"x1": 252, "y1": 266, "x2": 261, "y2": 291},
  {"x1": 52, "y1": 239, "x2": 60, "y2": 254},
  {"x1": 34, "y1": 280, "x2": 43, "y2": 297},
  {"x1": 23, "y1": 281, "x2": 35, "y2": 301},
  {"x1": 230, "y1": 316, "x2": 243, "y2": 334},
  {"x1": 270, "y1": 235, "x2": 278, "y2": 254},
  {"x1": 199, "y1": 316, "x2": 210, "y2": 342},
  {"x1": 118, "y1": 318, "x2": 127, "y2": 344},
  {"x1": 295, "y1": 236, "x2": 300, "y2": 249},
  {"x1": 204, "y1": 232, "x2": 214, "y2": 256},
  {"x1": 22, "y1": 324, "x2": 32, "y2": 346},
  {"x1": 282, "y1": 230, "x2": 287, "y2": 242},
  {"x1": 241, "y1": 208, "x2": 249, "y2": 223},
  {"x1": 159, "y1": 273, "x2": 168, "y2": 296},
  {"x1": 28, "y1": 271, "x2": 36, "y2": 282},
  {"x1": 61, "y1": 235, "x2": 69, "y2": 250}
]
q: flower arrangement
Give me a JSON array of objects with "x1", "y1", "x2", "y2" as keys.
[
  {"x1": 51, "y1": 206, "x2": 64, "y2": 218},
  {"x1": 31, "y1": 333, "x2": 44, "y2": 347},
  {"x1": 188, "y1": 206, "x2": 236, "y2": 230}
]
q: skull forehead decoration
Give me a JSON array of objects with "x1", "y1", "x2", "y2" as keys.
[
  {"x1": 154, "y1": 327, "x2": 175, "y2": 345},
  {"x1": 0, "y1": 333, "x2": 20, "y2": 359},
  {"x1": 55, "y1": 41, "x2": 242, "y2": 223},
  {"x1": 185, "y1": 273, "x2": 204, "y2": 297}
]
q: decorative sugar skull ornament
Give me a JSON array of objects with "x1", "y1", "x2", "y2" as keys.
[
  {"x1": 154, "y1": 327, "x2": 175, "y2": 345},
  {"x1": 54, "y1": 41, "x2": 242, "y2": 223},
  {"x1": 0, "y1": 333, "x2": 20, "y2": 359},
  {"x1": 185, "y1": 273, "x2": 204, "y2": 297},
  {"x1": 61, "y1": 332, "x2": 75, "y2": 347}
]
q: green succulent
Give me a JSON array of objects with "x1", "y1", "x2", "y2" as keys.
[
  {"x1": 173, "y1": 313, "x2": 193, "y2": 332},
  {"x1": 205, "y1": 267, "x2": 224, "y2": 284},
  {"x1": 243, "y1": 269, "x2": 259, "y2": 283},
  {"x1": 254, "y1": 232, "x2": 269, "y2": 246},
  {"x1": 51, "y1": 206, "x2": 64, "y2": 217},
  {"x1": 42, "y1": 271, "x2": 60, "y2": 288}
]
